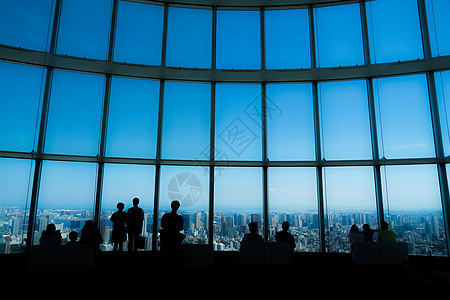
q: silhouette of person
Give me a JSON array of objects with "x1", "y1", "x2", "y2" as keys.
[
  {"x1": 242, "y1": 222, "x2": 263, "y2": 242},
  {"x1": 80, "y1": 220, "x2": 103, "y2": 253},
  {"x1": 160, "y1": 200, "x2": 185, "y2": 264},
  {"x1": 39, "y1": 223, "x2": 61, "y2": 245},
  {"x1": 348, "y1": 224, "x2": 364, "y2": 251},
  {"x1": 126, "y1": 197, "x2": 144, "y2": 252},
  {"x1": 110, "y1": 202, "x2": 127, "y2": 251},
  {"x1": 378, "y1": 221, "x2": 397, "y2": 242},
  {"x1": 66, "y1": 231, "x2": 79, "y2": 245},
  {"x1": 275, "y1": 221, "x2": 296, "y2": 253},
  {"x1": 362, "y1": 223, "x2": 377, "y2": 242}
]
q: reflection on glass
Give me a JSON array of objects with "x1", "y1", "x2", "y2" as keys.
[
  {"x1": 45, "y1": 70, "x2": 105, "y2": 156},
  {"x1": 0, "y1": 158, "x2": 34, "y2": 253},
  {"x1": 264, "y1": 8, "x2": 311, "y2": 69},
  {"x1": 366, "y1": 0, "x2": 423, "y2": 63},
  {"x1": 216, "y1": 10, "x2": 261, "y2": 69},
  {"x1": 166, "y1": 6, "x2": 212, "y2": 68},
  {"x1": 162, "y1": 81, "x2": 211, "y2": 160},
  {"x1": 374, "y1": 74, "x2": 435, "y2": 159},
  {"x1": 106, "y1": 77, "x2": 159, "y2": 158},
  {"x1": 215, "y1": 84, "x2": 262, "y2": 161},
  {"x1": 157, "y1": 166, "x2": 210, "y2": 246},
  {"x1": 266, "y1": 83, "x2": 315, "y2": 161},
  {"x1": 323, "y1": 166, "x2": 377, "y2": 253},
  {"x1": 0, "y1": 61, "x2": 45, "y2": 152},
  {"x1": 0, "y1": 0, "x2": 54, "y2": 52},
  {"x1": 35, "y1": 161, "x2": 98, "y2": 245},
  {"x1": 426, "y1": 0, "x2": 450, "y2": 57},
  {"x1": 268, "y1": 167, "x2": 319, "y2": 252},
  {"x1": 382, "y1": 165, "x2": 447, "y2": 256},
  {"x1": 319, "y1": 80, "x2": 372, "y2": 160},
  {"x1": 113, "y1": 1, "x2": 163, "y2": 65},
  {"x1": 101, "y1": 163, "x2": 155, "y2": 251},
  {"x1": 57, "y1": 0, "x2": 112, "y2": 60},
  {"x1": 314, "y1": 3, "x2": 364, "y2": 67},
  {"x1": 435, "y1": 70, "x2": 450, "y2": 155},
  {"x1": 214, "y1": 167, "x2": 262, "y2": 251}
]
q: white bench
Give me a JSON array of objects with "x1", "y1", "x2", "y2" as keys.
[{"x1": 352, "y1": 242, "x2": 409, "y2": 265}]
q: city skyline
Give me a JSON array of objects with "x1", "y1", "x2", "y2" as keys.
[{"x1": 0, "y1": 203, "x2": 447, "y2": 257}]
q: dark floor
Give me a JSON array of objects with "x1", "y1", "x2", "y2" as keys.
[{"x1": 3, "y1": 251, "x2": 450, "y2": 298}]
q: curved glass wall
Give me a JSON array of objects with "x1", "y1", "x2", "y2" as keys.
[{"x1": 0, "y1": 0, "x2": 449, "y2": 257}]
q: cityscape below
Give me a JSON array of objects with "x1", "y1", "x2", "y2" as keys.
[{"x1": 0, "y1": 206, "x2": 447, "y2": 257}]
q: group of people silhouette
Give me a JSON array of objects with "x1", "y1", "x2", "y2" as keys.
[
  {"x1": 40, "y1": 197, "x2": 398, "y2": 263},
  {"x1": 348, "y1": 221, "x2": 397, "y2": 250},
  {"x1": 39, "y1": 198, "x2": 186, "y2": 259},
  {"x1": 242, "y1": 220, "x2": 296, "y2": 254},
  {"x1": 39, "y1": 219, "x2": 103, "y2": 252}
]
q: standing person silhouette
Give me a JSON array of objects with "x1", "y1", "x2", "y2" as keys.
[
  {"x1": 160, "y1": 200, "x2": 185, "y2": 266},
  {"x1": 126, "y1": 197, "x2": 144, "y2": 252},
  {"x1": 110, "y1": 202, "x2": 127, "y2": 251}
]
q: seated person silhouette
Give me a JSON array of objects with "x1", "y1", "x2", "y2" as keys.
[
  {"x1": 378, "y1": 221, "x2": 397, "y2": 242},
  {"x1": 362, "y1": 224, "x2": 377, "y2": 242},
  {"x1": 275, "y1": 221, "x2": 296, "y2": 253},
  {"x1": 39, "y1": 224, "x2": 62, "y2": 245},
  {"x1": 242, "y1": 222, "x2": 263, "y2": 242},
  {"x1": 66, "y1": 231, "x2": 79, "y2": 245}
]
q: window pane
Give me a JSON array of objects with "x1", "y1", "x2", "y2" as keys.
[
  {"x1": 323, "y1": 166, "x2": 378, "y2": 253},
  {"x1": 45, "y1": 70, "x2": 105, "y2": 156},
  {"x1": 382, "y1": 165, "x2": 447, "y2": 256},
  {"x1": 216, "y1": 10, "x2": 260, "y2": 69},
  {"x1": 426, "y1": 0, "x2": 450, "y2": 57},
  {"x1": 158, "y1": 166, "x2": 210, "y2": 247},
  {"x1": 0, "y1": 158, "x2": 35, "y2": 253},
  {"x1": 0, "y1": 62, "x2": 45, "y2": 152},
  {"x1": 166, "y1": 6, "x2": 212, "y2": 68},
  {"x1": 101, "y1": 163, "x2": 155, "y2": 251},
  {"x1": 314, "y1": 4, "x2": 364, "y2": 67},
  {"x1": 106, "y1": 77, "x2": 159, "y2": 159},
  {"x1": 214, "y1": 167, "x2": 262, "y2": 251},
  {"x1": 268, "y1": 167, "x2": 319, "y2": 252},
  {"x1": 35, "y1": 161, "x2": 98, "y2": 245},
  {"x1": 435, "y1": 70, "x2": 450, "y2": 155},
  {"x1": 56, "y1": 0, "x2": 112, "y2": 60},
  {"x1": 113, "y1": 2, "x2": 163, "y2": 65},
  {"x1": 0, "y1": 0, "x2": 54, "y2": 52},
  {"x1": 366, "y1": 0, "x2": 423, "y2": 63},
  {"x1": 314, "y1": 3, "x2": 364, "y2": 67},
  {"x1": 266, "y1": 83, "x2": 315, "y2": 160},
  {"x1": 162, "y1": 82, "x2": 211, "y2": 160},
  {"x1": 215, "y1": 84, "x2": 262, "y2": 161},
  {"x1": 319, "y1": 80, "x2": 372, "y2": 160},
  {"x1": 374, "y1": 74, "x2": 435, "y2": 159},
  {"x1": 264, "y1": 8, "x2": 311, "y2": 69}
]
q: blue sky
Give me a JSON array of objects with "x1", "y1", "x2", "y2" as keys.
[{"x1": 0, "y1": 0, "x2": 448, "y2": 217}]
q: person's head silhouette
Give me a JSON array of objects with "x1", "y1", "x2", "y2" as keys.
[
  {"x1": 248, "y1": 222, "x2": 258, "y2": 233},
  {"x1": 132, "y1": 197, "x2": 140, "y2": 206},
  {"x1": 171, "y1": 200, "x2": 180, "y2": 212},
  {"x1": 117, "y1": 202, "x2": 125, "y2": 211},
  {"x1": 281, "y1": 221, "x2": 290, "y2": 231}
]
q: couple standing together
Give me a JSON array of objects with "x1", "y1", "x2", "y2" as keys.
[{"x1": 110, "y1": 198, "x2": 184, "y2": 254}]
